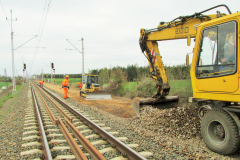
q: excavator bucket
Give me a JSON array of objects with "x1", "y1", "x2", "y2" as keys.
[
  {"x1": 132, "y1": 96, "x2": 179, "y2": 116},
  {"x1": 85, "y1": 91, "x2": 112, "y2": 100}
]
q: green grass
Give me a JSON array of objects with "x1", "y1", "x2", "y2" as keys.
[
  {"x1": 168, "y1": 80, "x2": 193, "y2": 103},
  {"x1": 0, "y1": 84, "x2": 25, "y2": 123},
  {"x1": 42, "y1": 78, "x2": 82, "y2": 86},
  {"x1": 123, "y1": 82, "x2": 137, "y2": 91},
  {"x1": 169, "y1": 80, "x2": 192, "y2": 93},
  {"x1": 0, "y1": 95, "x2": 14, "y2": 107},
  {"x1": 0, "y1": 82, "x2": 12, "y2": 89},
  {"x1": 104, "y1": 80, "x2": 192, "y2": 93},
  {"x1": 0, "y1": 84, "x2": 24, "y2": 107},
  {"x1": 124, "y1": 80, "x2": 192, "y2": 101},
  {"x1": 103, "y1": 82, "x2": 137, "y2": 92},
  {"x1": 124, "y1": 80, "x2": 192, "y2": 92}
]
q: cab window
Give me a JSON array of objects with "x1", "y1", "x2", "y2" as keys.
[{"x1": 196, "y1": 21, "x2": 237, "y2": 78}]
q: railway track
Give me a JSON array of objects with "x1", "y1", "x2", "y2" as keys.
[{"x1": 20, "y1": 81, "x2": 152, "y2": 159}]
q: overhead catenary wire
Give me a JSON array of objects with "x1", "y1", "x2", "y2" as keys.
[
  {"x1": 0, "y1": 1, "x2": 10, "y2": 26},
  {"x1": 30, "y1": 0, "x2": 51, "y2": 71},
  {"x1": 29, "y1": 0, "x2": 53, "y2": 75}
]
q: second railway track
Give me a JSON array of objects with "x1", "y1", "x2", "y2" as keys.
[{"x1": 20, "y1": 81, "x2": 152, "y2": 159}]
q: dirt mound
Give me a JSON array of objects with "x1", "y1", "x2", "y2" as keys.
[
  {"x1": 42, "y1": 82, "x2": 137, "y2": 118},
  {"x1": 130, "y1": 103, "x2": 201, "y2": 139}
]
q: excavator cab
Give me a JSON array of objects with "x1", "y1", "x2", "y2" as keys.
[
  {"x1": 80, "y1": 75, "x2": 112, "y2": 100},
  {"x1": 84, "y1": 75, "x2": 99, "y2": 89}
]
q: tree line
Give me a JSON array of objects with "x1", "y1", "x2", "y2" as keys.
[
  {"x1": 90, "y1": 64, "x2": 190, "y2": 84},
  {"x1": 34, "y1": 64, "x2": 190, "y2": 82},
  {"x1": 0, "y1": 76, "x2": 12, "y2": 82},
  {"x1": 35, "y1": 73, "x2": 83, "y2": 79}
]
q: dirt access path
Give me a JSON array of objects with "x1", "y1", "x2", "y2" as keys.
[
  {"x1": 42, "y1": 82, "x2": 136, "y2": 118},
  {"x1": 0, "y1": 98, "x2": 14, "y2": 117}
]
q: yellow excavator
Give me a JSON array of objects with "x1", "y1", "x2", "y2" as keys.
[
  {"x1": 79, "y1": 75, "x2": 112, "y2": 100},
  {"x1": 133, "y1": 4, "x2": 240, "y2": 155}
]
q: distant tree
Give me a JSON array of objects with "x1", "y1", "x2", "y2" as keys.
[
  {"x1": 1, "y1": 76, "x2": 6, "y2": 82},
  {"x1": 109, "y1": 67, "x2": 127, "y2": 96},
  {"x1": 46, "y1": 73, "x2": 49, "y2": 79},
  {"x1": 126, "y1": 65, "x2": 137, "y2": 82},
  {"x1": 91, "y1": 69, "x2": 99, "y2": 75},
  {"x1": 99, "y1": 68, "x2": 109, "y2": 86}
]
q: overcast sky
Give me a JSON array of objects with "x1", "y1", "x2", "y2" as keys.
[{"x1": 0, "y1": 0, "x2": 239, "y2": 78}]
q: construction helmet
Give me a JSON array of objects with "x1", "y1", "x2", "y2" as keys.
[
  {"x1": 66, "y1": 75, "x2": 69, "y2": 78},
  {"x1": 208, "y1": 31, "x2": 217, "y2": 41}
]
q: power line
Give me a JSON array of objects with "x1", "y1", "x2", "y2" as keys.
[
  {"x1": 30, "y1": 0, "x2": 53, "y2": 75},
  {"x1": 0, "y1": 1, "x2": 10, "y2": 26}
]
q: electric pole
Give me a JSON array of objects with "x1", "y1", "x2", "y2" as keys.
[
  {"x1": 66, "y1": 38, "x2": 84, "y2": 84},
  {"x1": 82, "y1": 38, "x2": 84, "y2": 84},
  {"x1": 53, "y1": 68, "x2": 55, "y2": 84},
  {"x1": 6, "y1": 10, "x2": 17, "y2": 95},
  {"x1": 50, "y1": 63, "x2": 52, "y2": 83},
  {"x1": 4, "y1": 69, "x2": 9, "y2": 96}
]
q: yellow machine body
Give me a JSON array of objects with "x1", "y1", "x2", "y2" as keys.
[
  {"x1": 80, "y1": 75, "x2": 111, "y2": 100},
  {"x1": 190, "y1": 13, "x2": 240, "y2": 102},
  {"x1": 136, "y1": 5, "x2": 240, "y2": 155}
]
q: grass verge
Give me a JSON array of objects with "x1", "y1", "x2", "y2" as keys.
[
  {"x1": 0, "y1": 84, "x2": 25, "y2": 123},
  {"x1": 0, "y1": 82, "x2": 12, "y2": 89},
  {"x1": 42, "y1": 78, "x2": 82, "y2": 86}
]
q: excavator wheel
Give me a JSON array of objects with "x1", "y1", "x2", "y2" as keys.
[{"x1": 201, "y1": 108, "x2": 240, "y2": 155}]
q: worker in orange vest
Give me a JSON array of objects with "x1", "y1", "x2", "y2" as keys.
[
  {"x1": 39, "y1": 80, "x2": 44, "y2": 87},
  {"x1": 78, "y1": 82, "x2": 82, "y2": 89},
  {"x1": 62, "y1": 75, "x2": 69, "y2": 99}
]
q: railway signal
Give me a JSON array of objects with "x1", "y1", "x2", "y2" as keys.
[
  {"x1": 24, "y1": 63, "x2": 26, "y2": 70},
  {"x1": 51, "y1": 63, "x2": 54, "y2": 69}
]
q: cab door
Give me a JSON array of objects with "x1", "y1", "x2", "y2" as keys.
[{"x1": 195, "y1": 21, "x2": 238, "y2": 93}]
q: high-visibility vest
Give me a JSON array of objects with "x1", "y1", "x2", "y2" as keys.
[
  {"x1": 78, "y1": 83, "x2": 82, "y2": 88},
  {"x1": 62, "y1": 79, "x2": 69, "y2": 87}
]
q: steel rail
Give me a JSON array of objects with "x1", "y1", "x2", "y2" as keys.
[
  {"x1": 42, "y1": 86, "x2": 146, "y2": 160},
  {"x1": 31, "y1": 86, "x2": 52, "y2": 160},
  {"x1": 57, "y1": 117, "x2": 88, "y2": 160},
  {"x1": 32, "y1": 83, "x2": 57, "y2": 125},
  {"x1": 64, "y1": 117, "x2": 106, "y2": 160},
  {"x1": 36, "y1": 83, "x2": 72, "y2": 123}
]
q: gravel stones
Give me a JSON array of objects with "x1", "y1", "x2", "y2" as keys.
[
  {"x1": 0, "y1": 84, "x2": 29, "y2": 159},
  {"x1": 132, "y1": 104, "x2": 201, "y2": 140},
  {"x1": 1, "y1": 83, "x2": 240, "y2": 159}
]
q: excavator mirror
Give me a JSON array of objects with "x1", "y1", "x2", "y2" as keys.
[
  {"x1": 187, "y1": 35, "x2": 191, "y2": 46},
  {"x1": 186, "y1": 54, "x2": 189, "y2": 66}
]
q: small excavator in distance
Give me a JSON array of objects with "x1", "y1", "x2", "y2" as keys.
[
  {"x1": 133, "y1": 4, "x2": 240, "y2": 155},
  {"x1": 79, "y1": 75, "x2": 112, "y2": 100}
]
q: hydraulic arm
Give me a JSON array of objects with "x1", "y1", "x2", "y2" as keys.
[{"x1": 139, "y1": 12, "x2": 226, "y2": 99}]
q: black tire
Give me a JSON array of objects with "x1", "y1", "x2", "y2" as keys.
[
  {"x1": 201, "y1": 109, "x2": 240, "y2": 155},
  {"x1": 80, "y1": 91, "x2": 84, "y2": 98}
]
